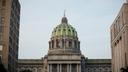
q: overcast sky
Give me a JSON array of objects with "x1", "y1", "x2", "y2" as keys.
[{"x1": 19, "y1": 0, "x2": 125, "y2": 59}]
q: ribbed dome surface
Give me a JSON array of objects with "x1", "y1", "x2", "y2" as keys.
[
  {"x1": 48, "y1": 16, "x2": 80, "y2": 54},
  {"x1": 51, "y1": 23, "x2": 77, "y2": 37}
]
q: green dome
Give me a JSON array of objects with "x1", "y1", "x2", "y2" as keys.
[{"x1": 51, "y1": 17, "x2": 77, "y2": 37}]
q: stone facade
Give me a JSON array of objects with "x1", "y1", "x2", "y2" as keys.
[
  {"x1": 0, "y1": 0, "x2": 21, "y2": 72},
  {"x1": 110, "y1": 2, "x2": 128, "y2": 72},
  {"x1": 85, "y1": 59, "x2": 111, "y2": 72},
  {"x1": 18, "y1": 58, "x2": 111, "y2": 72},
  {"x1": 18, "y1": 59, "x2": 44, "y2": 72}
]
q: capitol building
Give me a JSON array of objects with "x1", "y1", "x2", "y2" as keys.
[
  {"x1": 2, "y1": 0, "x2": 128, "y2": 72},
  {"x1": 18, "y1": 15, "x2": 111, "y2": 72}
]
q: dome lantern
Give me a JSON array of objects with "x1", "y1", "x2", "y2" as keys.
[
  {"x1": 61, "y1": 17, "x2": 68, "y2": 24},
  {"x1": 61, "y1": 10, "x2": 68, "y2": 24}
]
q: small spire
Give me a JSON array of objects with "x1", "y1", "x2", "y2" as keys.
[{"x1": 64, "y1": 10, "x2": 66, "y2": 17}]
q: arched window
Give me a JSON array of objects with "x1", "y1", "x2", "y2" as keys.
[
  {"x1": 78, "y1": 41, "x2": 80, "y2": 49},
  {"x1": 69, "y1": 41, "x2": 72, "y2": 48},
  {"x1": 74, "y1": 40, "x2": 77, "y2": 48},
  {"x1": 52, "y1": 40, "x2": 54, "y2": 48},
  {"x1": 33, "y1": 68, "x2": 37, "y2": 72},
  {"x1": 62, "y1": 39, "x2": 64, "y2": 48},
  {"x1": 56, "y1": 39, "x2": 59, "y2": 48},
  {"x1": 38, "y1": 68, "x2": 42, "y2": 72}
]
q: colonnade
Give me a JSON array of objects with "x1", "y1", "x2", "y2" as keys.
[
  {"x1": 49, "y1": 39, "x2": 80, "y2": 49},
  {"x1": 48, "y1": 64, "x2": 81, "y2": 72}
]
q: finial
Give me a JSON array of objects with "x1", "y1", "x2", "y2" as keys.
[
  {"x1": 64, "y1": 10, "x2": 66, "y2": 17},
  {"x1": 61, "y1": 10, "x2": 68, "y2": 24}
]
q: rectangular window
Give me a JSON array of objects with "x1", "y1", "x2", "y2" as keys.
[
  {"x1": 1, "y1": 17, "x2": 5, "y2": 22},
  {"x1": 0, "y1": 45, "x2": 3, "y2": 51},
  {"x1": 0, "y1": 33, "x2": 2, "y2": 42},
  {"x1": 2, "y1": 0, "x2": 6, "y2": 6},
  {"x1": 0, "y1": 26, "x2": 3, "y2": 32}
]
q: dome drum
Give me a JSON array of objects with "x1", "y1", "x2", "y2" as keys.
[{"x1": 49, "y1": 38, "x2": 80, "y2": 47}]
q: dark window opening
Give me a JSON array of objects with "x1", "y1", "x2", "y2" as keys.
[
  {"x1": 62, "y1": 64, "x2": 67, "y2": 72},
  {"x1": 69, "y1": 41, "x2": 72, "y2": 48},
  {"x1": 2, "y1": 0, "x2": 6, "y2": 6},
  {"x1": 52, "y1": 64, "x2": 57, "y2": 72},
  {"x1": 63, "y1": 29, "x2": 66, "y2": 31},
  {"x1": 72, "y1": 64, "x2": 77, "y2": 72},
  {"x1": 52, "y1": 40, "x2": 54, "y2": 48},
  {"x1": 56, "y1": 39, "x2": 59, "y2": 48},
  {"x1": 62, "y1": 39, "x2": 64, "y2": 48}
]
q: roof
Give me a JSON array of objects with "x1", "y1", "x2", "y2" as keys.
[
  {"x1": 51, "y1": 16, "x2": 77, "y2": 38},
  {"x1": 18, "y1": 59, "x2": 43, "y2": 64},
  {"x1": 86, "y1": 59, "x2": 111, "y2": 64}
]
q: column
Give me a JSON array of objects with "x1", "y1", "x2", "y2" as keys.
[
  {"x1": 49, "y1": 64, "x2": 52, "y2": 72},
  {"x1": 64, "y1": 39, "x2": 66, "y2": 49},
  {"x1": 70, "y1": 64, "x2": 71, "y2": 72},
  {"x1": 78, "y1": 41, "x2": 80, "y2": 49},
  {"x1": 119, "y1": 39, "x2": 121, "y2": 71},
  {"x1": 54, "y1": 39, "x2": 56, "y2": 48},
  {"x1": 77, "y1": 41, "x2": 79, "y2": 49},
  {"x1": 62, "y1": 39, "x2": 64, "y2": 48},
  {"x1": 60, "y1": 39, "x2": 62, "y2": 48},
  {"x1": 49, "y1": 41, "x2": 51, "y2": 49},
  {"x1": 122, "y1": 33, "x2": 125, "y2": 67},
  {"x1": 65, "y1": 39, "x2": 68, "y2": 48},
  {"x1": 48, "y1": 64, "x2": 49, "y2": 72},
  {"x1": 57, "y1": 64, "x2": 59, "y2": 72},
  {"x1": 79, "y1": 64, "x2": 81, "y2": 72},
  {"x1": 67, "y1": 64, "x2": 69, "y2": 72},
  {"x1": 59, "y1": 64, "x2": 62, "y2": 72},
  {"x1": 50, "y1": 41, "x2": 52, "y2": 49},
  {"x1": 77, "y1": 64, "x2": 78, "y2": 72},
  {"x1": 72, "y1": 40, "x2": 75, "y2": 48}
]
